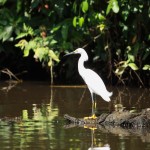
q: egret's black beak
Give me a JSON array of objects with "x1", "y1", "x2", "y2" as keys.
[{"x1": 64, "y1": 51, "x2": 76, "y2": 57}]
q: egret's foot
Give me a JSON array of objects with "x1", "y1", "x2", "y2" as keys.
[
  {"x1": 84, "y1": 114, "x2": 97, "y2": 120},
  {"x1": 84, "y1": 125, "x2": 97, "y2": 130}
]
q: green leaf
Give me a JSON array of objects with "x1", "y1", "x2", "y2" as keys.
[
  {"x1": 128, "y1": 63, "x2": 138, "y2": 70},
  {"x1": 23, "y1": 40, "x2": 36, "y2": 57},
  {"x1": 1, "y1": 26, "x2": 13, "y2": 42},
  {"x1": 115, "y1": 66, "x2": 126, "y2": 75},
  {"x1": 23, "y1": 23, "x2": 27, "y2": 31},
  {"x1": 122, "y1": 10, "x2": 129, "y2": 21},
  {"x1": 61, "y1": 24, "x2": 68, "y2": 40},
  {"x1": 17, "y1": 0, "x2": 22, "y2": 13},
  {"x1": 22, "y1": 110, "x2": 28, "y2": 120},
  {"x1": 106, "y1": 0, "x2": 119, "y2": 15},
  {"x1": 73, "y1": 1, "x2": 77, "y2": 13},
  {"x1": 34, "y1": 47, "x2": 49, "y2": 61},
  {"x1": 16, "y1": 33, "x2": 28, "y2": 39},
  {"x1": 15, "y1": 39, "x2": 28, "y2": 50},
  {"x1": 97, "y1": 13, "x2": 106, "y2": 21},
  {"x1": 24, "y1": 48, "x2": 30, "y2": 57},
  {"x1": 106, "y1": 0, "x2": 113, "y2": 15},
  {"x1": 112, "y1": 0, "x2": 119, "y2": 13},
  {"x1": 0, "y1": 0, "x2": 7, "y2": 6},
  {"x1": 50, "y1": 39, "x2": 57, "y2": 45},
  {"x1": 23, "y1": 23, "x2": 34, "y2": 36},
  {"x1": 128, "y1": 54, "x2": 135, "y2": 62},
  {"x1": 51, "y1": 25, "x2": 61, "y2": 33},
  {"x1": 73, "y1": 16, "x2": 77, "y2": 27},
  {"x1": 49, "y1": 50, "x2": 60, "y2": 62},
  {"x1": 143, "y1": 65, "x2": 150, "y2": 70},
  {"x1": 81, "y1": 0, "x2": 88, "y2": 13},
  {"x1": 79, "y1": 17, "x2": 84, "y2": 27}
]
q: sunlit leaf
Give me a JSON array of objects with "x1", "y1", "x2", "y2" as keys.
[
  {"x1": 51, "y1": 25, "x2": 61, "y2": 33},
  {"x1": 97, "y1": 13, "x2": 106, "y2": 21},
  {"x1": 49, "y1": 50, "x2": 60, "y2": 62},
  {"x1": 106, "y1": 0, "x2": 119, "y2": 15},
  {"x1": 23, "y1": 23, "x2": 27, "y2": 31},
  {"x1": 16, "y1": 33, "x2": 28, "y2": 39},
  {"x1": 128, "y1": 54, "x2": 135, "y2": 62},
  {"x1": 15, "y1": 39, "x2": 28, "y2": 50},
  {"x1": 23, "y1": 23, "x2": 34, "y2": 36},
  {"x1": 122, "y1": 61, "x2": 128, "y2": 68},
  {"x1": 34, "y1": 47, "x2": 49, "y2": 61},
  {"x1": 106, "y1": 1, "x2": 112, "y2": 15},
  {"x1": 0, "y1": 0, "x2": 7, "y2": 5},
  {"x1": 99, "y1": 24, "x2": 105, "y2": 31},
  {"x1": 79, "y1": 17, "x2": 84, "y2": 27},
  {"x1": 128, "y1": 63, "x2": 138, "y2": 70},
  {"x1": 122, "y1": 10, "x2": 129, "y2": 21},
  {"x1": 143, "y1": 64, "x2": 150, "y2": 70},
  {"x1": 22, "y1": 110, "x2": 28, "y2": 120},
  {"x1": 23, "y1": 48, "x2": 30, "y2": 57},
  {"x1": 112, "y1": 0, "x2": 119, "y2": 13},
  {"x1": 81, "y1": 0, "x2": 88, "y2": 13},
  {"x1": 23, "y1": 40, "x2": 36, "y2": 57},
  {"x1": 1, "y1": 26, "x2": 13, "y2": 42},
  {"x1": 50, "y1": 39, "x2": 57, "y2": 45},
  {"x1": 115, "y1": 66, "x2": 126, "y2": 75},
  {"x1": 73, "y1": 16, "x2": 77, "y2": 27}
]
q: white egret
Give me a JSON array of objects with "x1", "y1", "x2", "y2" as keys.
[{"x1": 65, "y1": 48, "x2": 112, "y2": 118}]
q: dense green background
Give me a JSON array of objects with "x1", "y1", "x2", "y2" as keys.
[{"x1": 0, "y1": 0, "x2": 149, "y2": 86}]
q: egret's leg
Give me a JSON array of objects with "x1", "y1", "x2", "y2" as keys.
[
  {"x1": 92, "y1": 100, "x2": 94, "y2": 116},
  {"x1": 94, "y1": 99, "x2": 97, "y2": 113},
  {"x1": 91, "y1": 93, "x2": 94, "y2": 115},
  {"x1": 93, "y1": 94, "x2": 97, "y2": 112},
  {"x1": 84, "y1": 91, "x2": 97, "y2": 119},
  {"x1": 91, "y1": 93, "x2": 97, "y2": 119}
]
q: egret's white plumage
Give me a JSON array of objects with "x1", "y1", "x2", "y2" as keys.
[
  {"x1": 65, "y1": 48, "x2": 112, "y2": 117},
  {"x1": 72, "y1": 48, "x2": 112, "y2": 102}
]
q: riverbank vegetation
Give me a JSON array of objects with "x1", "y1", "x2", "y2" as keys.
[{"x1": 0, "y1": 0, "x2": 149, "y2": 86}]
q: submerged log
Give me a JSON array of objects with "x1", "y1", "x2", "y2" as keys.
[{"x1": 64, "y1": 108, "x2": 150, "y2": 128}]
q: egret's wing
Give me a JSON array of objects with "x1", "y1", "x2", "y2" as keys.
[
  {"x1": 82, "y1": 69, "x2": 112, "y2": 101},
  {"x1": 83, "y1": 69, "x2": 107, "y2": 90}
]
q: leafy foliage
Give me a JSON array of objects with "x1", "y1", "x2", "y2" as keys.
[
  {"x1": 0, "y1": 0, "x2": 149, "y2": 85},
  {"x1": 15, "y1": 24, "x2": 59, "y2": 66}
]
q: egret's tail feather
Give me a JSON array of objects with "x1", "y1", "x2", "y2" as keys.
[
  {"x1": 108, "y1": 91, "x2": 113, "y2": 97},
  {"x1": 101, "y1": 91, "x2": 113, "y2": 102},
  {"x1": 104, "y1": 97, "x2": 111, "y2": 102}
]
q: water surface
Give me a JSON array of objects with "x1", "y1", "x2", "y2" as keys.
[{"x1": 0, "y1": 81, "x2": 150, "y2": 150}]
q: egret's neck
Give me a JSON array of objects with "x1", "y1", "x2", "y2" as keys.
[{"x1": 78, "y1": 53, "x2": 88, "y2": 76}]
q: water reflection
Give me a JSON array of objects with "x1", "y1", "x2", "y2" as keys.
[
  {"x1": 0, "y1": 104, "x2": 60, "y2": 149},
  {"x1": 111, "y1": 86, "x2": 150, "y2": 111},
  {"x1": 88, "y1": 129, "x2": 110, "y2": 150},
  {"x1": 0, "y1": 82, "x2": 150, "y2": 150}
]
